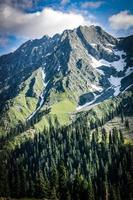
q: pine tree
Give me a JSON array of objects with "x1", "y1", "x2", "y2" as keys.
[
  {"x1": 73, "y1": 175, "x2": 81, "y2": 200},
  {"x1": 120, "y1": 111, "x2": 124, "y2": 123},
  {"x1": 58, "y1": 161, "x2": 70, "y2": 200},
  {"x1": 50, "y1": 166, "x2": 58, "y2": 200},
  {"x1": 102, "y1": 181, "x2": 109, "y2": 200},
  {"x1": 88, "y1": 180, "x2": 95, "y2": 200},
  {"x1": 125, "y1": 119, "x2": 129, "y2": 129},
  {"x1": 34, "y1": 170, "x2": 49, "y2": 199},
  {"x1": 19, "y1": 167, "x2": 27, "y2": 197},
  {"x1": 81, "y1": 179, "x2": 91, "y2": 200},
  {"x1": 125, "y1": 173, "x2": 133, "y2": 200},
  {"x1": 49, "y1": 187, "x2": 58, "y2": 200},
  {"x1": 28, "y1": 174, "x2": 34, "y2": 197},
  {"x1": 0, "y1": 162, "x2": 10, "y2": 197},
  {"x1": 119, "y1": 130, "x2": 124, "y2": 144}
]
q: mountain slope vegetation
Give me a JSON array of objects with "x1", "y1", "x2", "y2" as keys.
[{"x1": 0, "y1": 25, "x2": 133, "y2": 199}]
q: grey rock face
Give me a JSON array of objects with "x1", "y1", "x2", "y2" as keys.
[{"x1": 0, "y1": 25, "x2": 133, "y2": 111}]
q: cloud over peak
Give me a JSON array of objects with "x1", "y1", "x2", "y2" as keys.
[
  {"x1": 109, "y1": 10, "x2": 133, "y2": 30},
  {"x1": 0, "y1": 5, "x2": 90, "y2": 39}
]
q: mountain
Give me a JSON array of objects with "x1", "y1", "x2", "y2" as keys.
[
  {"x1": 0, "y1": 25, "x2": 133, "y2": 200},
  {"x1": 0, "y1": 25, "x2": 132, "y2": 133}
]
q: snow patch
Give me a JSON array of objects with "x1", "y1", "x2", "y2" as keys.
[
  {"x1": 31, "y1": 46, "x2": 38, "y2": 54},
  {"x1": 112, "y1": 50, "x2": 126, "y2": 72},
  {"x1": 125, "y1": 67, "x2": 133, "y2": 76},
  {"x1": 89, "y1": 50, "x2": 126, "y2": 74},
  {"x1": 90, "y1": 84, "x2": 103, "y2": 92},
  {"x1": 90, "y1": 43, "x2": 97, "y2": 47},
  {"x1": 77, "y1": 51, "x2": 131, "y2": 110},
  {"x1": 89, "y1": 54, "x2": 110, "y2": 75},
  {"x1": 45, "y1": 53, "x2": 51, "y2": 57},
  {"x1": 102, "y1": 45, "x2": 113, "y2": 53},
  {"x1": 108, "y1": 66, "x2": 133, "y2": 97},
  {"x1": 108, "y1": 76, "x2": 122, "y2": 96},
  {"x1": 122, "y1": 84, "x2": 133, "y2": 93},
  {"x1": 89, "y1": 54, "x2": 110, "y2": 69},
  {"x1": 57, "y1": 65, "x2": 61, "y2": 71}
]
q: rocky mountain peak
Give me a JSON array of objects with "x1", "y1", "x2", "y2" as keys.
[
  {"x1": 77, "y1": 25, "x2": 117, "y2": 46},
  {"x1": 0, "y1": 25, "x2": 132, "y2": 113}
]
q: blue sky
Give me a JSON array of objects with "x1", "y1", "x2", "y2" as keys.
[{"x1": 0, "y1": 0, "x2": 133, "y2": 55}]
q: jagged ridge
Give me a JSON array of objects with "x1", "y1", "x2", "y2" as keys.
[{"x1": 0, "y1": 25, "x2": 133, "y2": 131}]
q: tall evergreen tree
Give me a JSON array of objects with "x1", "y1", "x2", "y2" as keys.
[
  {"x1": 58, "y1": 161, "x2": 71, "y2": 200},
  {"x1": 34, "y1": 170, "x2": 49, "y2": 199}
]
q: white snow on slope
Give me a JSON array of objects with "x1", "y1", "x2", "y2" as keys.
[
  {"x1": 108, "y1": 76, "x2": 122, "y2": 96},
  {"x1": 90, "y1": 84, "x2": 103, "y2": 92},
  {"x1": 112, "y1": 50, "x2": 126, "y2": 72},
  {"x1": 90, "y1": 43, "x2": 97, "y2": 48},
  {"x1": 106, "y1": 43, "x2": 115, "y2": 47},
  {"x1": 45, "y1": 53, "x2": 51, "y2": 57},
  {"x1": 31, "y1": 46, "x2": 38, "y2": 54},
  {"x1": 27, "y1": 68, "x2": 46, "y2": 121},
  {"x1": 89, "y1": 50, "x2": 126, "y2": 74},
  {"x1": 77, "y1": 67, "x2": 133, "y2": 111},
  {"x1": 76, "y1": 49, "x2": 132, "y2": 111},
  {"x1": 108, "y1": 66, "x2": 133, "y2": 97},
  {"x1": 122, "y1": 84, "x2": 133, "y2": 94},
  {"x1": 89, "y1": 55, "x2": 107, "y2": 75},
  {"x1": 57, "y1": 65, "x2": 61, "y2": 71},
  {"x1": 125, "y1": 66, "x2": 133, "y2": 76},
  {"x1": 89, "y1": 54, "x2": 110, "y2": 68},
  {"x1": 102, "y1": 45, "x2": 113, "y2": 53}
]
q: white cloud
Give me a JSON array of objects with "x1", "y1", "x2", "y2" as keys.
[
  {"x1": 109, "y1": 10, "x2": 133, "y2": 30},
  {"x1": 0, "y1": 5, "x2": 90, "y2": 39},
  {"x1": 81, "y1": 1, "x2": 104, "y2": 9}
]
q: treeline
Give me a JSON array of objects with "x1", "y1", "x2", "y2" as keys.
[
  {"x1": 0, "y1": 117, "x2": 133, "y2": 200},
  {"x1": 0, "y1": 107, "x2": 51, "y2": 149},
  {"x1": 0, "y1": 92, "x2": 132, "y2": 149}
]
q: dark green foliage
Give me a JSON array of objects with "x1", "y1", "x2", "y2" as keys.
[
  {"x1": 34, "y1": 170, "x2": 49, "y2": 198},
  {"x1": 26, "y1": 77, "x2": 36, "y2": 97},
  {"x1": 58, "y1": 161, "x2": 70, "y2": 200},
  {"x1": 0, "y1": 108, "x2": 133, "y2": 200},
  {"x1": 125, "y1": 119, "x2": 129, "y2": 129}
]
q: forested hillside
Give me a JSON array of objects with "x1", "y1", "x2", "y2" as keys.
[
  {"x1": 0, "y1": 113, "x2": 133, "y2": 200},
  {"x1": 0, "y1": 90, "x2": 133, "y2": 200}
]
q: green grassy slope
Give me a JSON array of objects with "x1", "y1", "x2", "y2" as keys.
[
  {"x1": 1, "y1": 90, "x2": 132, "y2": 153},
  {"x1": 0, "y1": 68, "x2": 44, "y2": 135}
]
